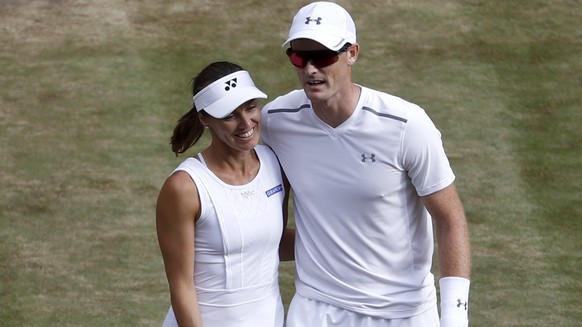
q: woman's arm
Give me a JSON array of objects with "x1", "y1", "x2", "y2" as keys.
[{"x1": 156, "y1": 171, "x2": 203, "y2": 327}]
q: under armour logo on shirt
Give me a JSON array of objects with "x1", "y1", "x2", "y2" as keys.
[
  {"x1": 305, "y1": 17, "x2": 322, "y2": 25},
  {"x1": 225, "y1": 78, "x2": 237, "y2": 91},
  {"x1": 361, "y1": 153, "x2": 376, "y2": 163}
]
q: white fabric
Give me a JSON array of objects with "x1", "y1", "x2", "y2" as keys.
[
  {"x1": 283, "y1": 1, "x2": 357, "y2": 51},
  {"x1": 439, "y1": 277, "x2": 470, "y2": 327},
  {"x1": 193, "y1": 70, "x2": 267, "y2": 119},
  {"x1": 261, "y1": 86, "x2": 455, "y2": 320},
  {"x1": 287, "y1": 293, "x2": 439, "y2": 327},
  {"x1": 161, "y1": 145, "x2": 285, "y2": 326}
]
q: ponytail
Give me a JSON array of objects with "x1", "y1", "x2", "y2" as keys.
[{"x1": 170, "y1": 107, "x2": 206, "y2": 156}]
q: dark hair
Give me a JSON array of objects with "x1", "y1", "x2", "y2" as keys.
[{"x1": 170, "y1": 61, "x2": 244, "y2": 155}]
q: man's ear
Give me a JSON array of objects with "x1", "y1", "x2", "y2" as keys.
[{"x1": 347, "y1": 43, "x2": 359, "y2": 66}]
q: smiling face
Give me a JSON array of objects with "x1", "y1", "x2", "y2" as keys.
[
  {"x1": 289, "y1": 39, "x2": 357, "y2": 106},
  {"x1": 201, "y1": 99, "x2": 261, "y2": 153}
]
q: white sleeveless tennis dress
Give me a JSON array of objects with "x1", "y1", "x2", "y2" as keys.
[{"x1": 161, "y1": 145, "x2": 285, "y2": 327}]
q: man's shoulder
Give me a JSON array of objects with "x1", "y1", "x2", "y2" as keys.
[
  {"x1": 263, "y1": 89, "x2": 309, "y2": 112},
  {"x1": 362, "y1": 86, "x2": 418, "y2": 109},
  {"x1": 360, "y1": 86, "x2": 424, "y2": 122}
]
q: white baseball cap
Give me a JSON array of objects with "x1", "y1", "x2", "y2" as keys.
[
  {"x1": 193, "y1": 70, "x2": 267, "y2": 119},
  {"x1": 283, "y1": 1, "x2": 356, "y2": 51}
]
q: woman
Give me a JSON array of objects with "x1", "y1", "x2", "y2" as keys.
[{"x1": 157, "y1": 61, "x2": 293, "y2": 327}]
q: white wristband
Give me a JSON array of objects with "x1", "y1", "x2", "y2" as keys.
[{"x1": 439, "y1": 277, "x2": 470, "y2": 327}]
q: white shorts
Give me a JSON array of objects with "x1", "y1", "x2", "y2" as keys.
[{"x1": 286, "y1": 294, "x2": 439, "y2": 327}]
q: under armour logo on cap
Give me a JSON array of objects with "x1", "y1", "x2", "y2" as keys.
[
  {"x1": 305, "y1": 17, "x2": 322, "y2": 25},
  {"x1": 283, "y1": 2, "x2": 356, "y2": 51},
  {"x1": 225, "y1": 78, "x2": 237, "y2": 91}
]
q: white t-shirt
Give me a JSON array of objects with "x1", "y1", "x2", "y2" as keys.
[
  {"x1": 261, "y1": 86, "x2": 455, "y2": 319},
  {"x1": 162, "y1": 145, "x2": 285, "y2": 327}
]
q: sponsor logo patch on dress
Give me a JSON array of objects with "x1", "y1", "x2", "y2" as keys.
[{"x1": 265, "y1": 184, "x2": 283, "y2": 197}]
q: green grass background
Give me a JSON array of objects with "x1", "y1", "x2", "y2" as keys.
[{"x1": 1, "y1": 0, "x2": 580, "y2": 326}]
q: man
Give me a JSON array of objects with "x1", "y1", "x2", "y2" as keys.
[{"x1": 261, "y1": 2, "x2": 471, "y2": 326}]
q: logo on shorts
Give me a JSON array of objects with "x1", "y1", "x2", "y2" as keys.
[{"x1": 265, "y1": 184, "x2": 283, "y2": 197}]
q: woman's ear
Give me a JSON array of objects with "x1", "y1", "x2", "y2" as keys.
[{"x1": 198, "y1": 112, "x2": 208, "y2": 127}]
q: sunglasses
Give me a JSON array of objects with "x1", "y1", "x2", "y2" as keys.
[{"x1": 286, "y1": 43, "x2": 351, "y2": 68}]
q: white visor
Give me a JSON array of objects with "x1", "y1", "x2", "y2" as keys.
[{"x1": 193, "y1": 70, "x2": 267, "y2": 119}]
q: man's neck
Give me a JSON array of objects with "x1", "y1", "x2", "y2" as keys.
[{"x1": 311, "y1": 84, "x2": 361, "y2": 128}]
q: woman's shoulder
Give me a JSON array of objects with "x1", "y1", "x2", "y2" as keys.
[
  {"x1": 255, "y1": 144, "x2": 274, "y2": 156},
  {"x1": 255, "y1": 145, "x2": 283, "y2": 179}
]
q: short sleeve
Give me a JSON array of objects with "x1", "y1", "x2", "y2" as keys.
[{"x1": 401, "y1": 107, "x2": 455, "y2": 196}]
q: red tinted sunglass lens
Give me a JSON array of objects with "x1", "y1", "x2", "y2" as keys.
[
  {"x1": 286, "y1": 49, "x2": 342, "y2": 68},
  {"x1": 289, "y1": 52, "x2": 306, "y2": 68},
  {"x1": 311, "y1": 53, "x2": 339, "y2": 67}
]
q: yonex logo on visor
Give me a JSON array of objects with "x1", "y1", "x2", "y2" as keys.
[
  {"x1": 224, "y1": 78, "x2": 237, "y2": 91},
  {"x1": 192, "y1": 70, "x2": 267, "y2": 119}
]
